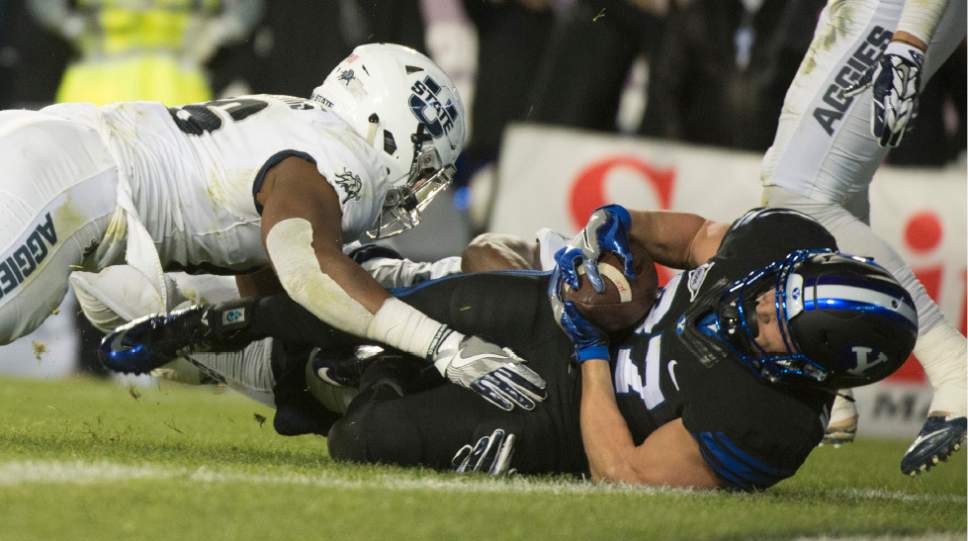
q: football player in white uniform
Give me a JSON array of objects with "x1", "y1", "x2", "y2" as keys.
[
  {"x1": 760, "y1": 0, "x2": 966, "y2": 474},
  {"x1": 0, "y1": 43, "x2": 545, "y2": 412}
]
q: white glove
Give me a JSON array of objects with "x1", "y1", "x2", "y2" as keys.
[
  {"x1": 432, "y1": 333, "x2": 547, "y2": 412},
  {"x1": 845, "y1": 41, "x2": 924, "y2": 148},
  {"x1": 452, "y1": 428, "x2": 516, "y2": 475}
]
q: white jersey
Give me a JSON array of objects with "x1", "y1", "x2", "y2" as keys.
[{"x1": 43, "y1": 95, "x2": 390, "y2": 273}]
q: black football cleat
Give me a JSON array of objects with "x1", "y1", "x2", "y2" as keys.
[
  {"x1": 98, "y1": 299, "x2": 256, "y2": 375},
  {"x1": 900, "y1": 415, "x2": 967, "y2": 476}
]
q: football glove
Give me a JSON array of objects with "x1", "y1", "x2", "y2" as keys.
[
  {"x1": 453, "y1": 428, "x2": 516, "y2": 475},
  {"x1": 555, "y1": 204, "x2": 635, "y2": 293},
  {"x1": 432, "y1": 334, "x2": 547, "y2": 412},
  {"x1": 844, "y1": 40, "x2": 924, "y2": 148},
  {"x1": 547, "y1": 272, "x2": 610, "y2": 362}
]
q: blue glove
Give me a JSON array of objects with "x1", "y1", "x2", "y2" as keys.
[
  {"x1": 845, "y1": 41, "x2": 924, "y2": 148},
  {"x1": 555, "y1": 204, "x2": 634, "y2": 294},
  {"x1": 548, "y1": 269, "x2": 610, "y2": 362}
]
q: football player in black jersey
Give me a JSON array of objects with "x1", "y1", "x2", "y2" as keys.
[{"x1": 100, "y1": 206, "x2": 918, "y2": 490}]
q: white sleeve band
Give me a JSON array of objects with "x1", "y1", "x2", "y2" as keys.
[
  {"x1": 266, "y1": 218, "x2": 373, "y2": 336},
  {"x1": 896, "y1": 0, "x2": 948, "y2": 45},
  {"x1": 536, "y1": 227, "x2": 569, "y2": 271},
  {"x1": 360, "y1": 256, "x2": 463, "y2": 288},
  {"x1": 366, "y1": 297, "x2": 460, "y2": 361}
]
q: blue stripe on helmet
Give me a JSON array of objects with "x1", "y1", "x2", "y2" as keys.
[
  {"x1": 804, "y1": 273, "x2": 908, "y2": 298},
  {"x1": 804, "y1": 298, "x2": 918, "y2": 330}
]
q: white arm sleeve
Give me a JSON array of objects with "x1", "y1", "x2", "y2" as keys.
[
  {"x1": 266, "y1": 218, "x2": 374, "y2": 336},
  {"x1": 266, "y1": 218, "x2": 457, "y2": 361},
  {"x1": 896, "y1": 0, "x2": 948, "y2": 45},
  {"x1": 360, "y1": 256, "x2": 463, "y2": 288}
]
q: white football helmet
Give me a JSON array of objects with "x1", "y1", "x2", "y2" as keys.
[{"x1": 312, "y1": 43, "x2": 467, "y2": 239}]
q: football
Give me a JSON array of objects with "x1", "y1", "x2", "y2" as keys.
[{"x1": 562, "y1": 241, "x2": 658, "y2": 332}]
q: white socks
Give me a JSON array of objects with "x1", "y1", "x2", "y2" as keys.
[{"x1": 914, "y1": 324, "x2": 968, "y2": 418}]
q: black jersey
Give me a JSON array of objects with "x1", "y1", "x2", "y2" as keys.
[{"x1": 611, "y1": 208, "x2": 838, "y2": 490}]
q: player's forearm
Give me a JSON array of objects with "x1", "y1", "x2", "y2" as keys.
[
  {"x1": 580, "y1": 360, "x2": 642, "y2": 483},
  {"x1": 894, "y1": 0, "x2": 948, "y2": 49},
  {"x1": 627, "y1": 210, "x2": 720, "y2": 269},
  {"x1": 270, "y1": 223, "x2": 453, "y2": 360},
  {"x1": 267, "y1": 218, "x2": 385, "y2": 334},
  {"x1": 313, "y1": 245, "x2": 462, "y2": 360},
  {"x1": 313, "y1": 248, "x2": 393, "y2": 313}
]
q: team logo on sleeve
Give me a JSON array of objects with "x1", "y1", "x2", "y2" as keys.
[
  {"x1": 333, "y1": 169, "x2": 363, "y2": 204},
  {"x1": 687, "y1": 262, "x2": 715, "y2": 302}
]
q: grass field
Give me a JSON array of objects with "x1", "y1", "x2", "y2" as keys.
[{"x1": 0, "y1": 375, "x2": 964, "y2": 541}]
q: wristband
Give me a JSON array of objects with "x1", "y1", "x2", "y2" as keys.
[{"x1": 575, "y1": 344, "x2": 611, "y2": 363}]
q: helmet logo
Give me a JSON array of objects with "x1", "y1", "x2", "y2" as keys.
[
  {"x1": 847, "y1": 346, "x2": 888, "y2": 375},
  {"x1": 409, "y1": 76, "x2": 460, "y2": 139},
  {"x1": 338, "y1": 69, "x2": 356, "y2": 85},
  {"x1": 338, "y1": 69, "x2": 367, "y2": 98},
  {"x1": 791, "y1": 287, "x2": 801, "y2": 301}
]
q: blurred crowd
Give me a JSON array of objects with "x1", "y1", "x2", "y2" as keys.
[
  {"x1": 0, "y1": 0, "x2": 964, "y2": 374},
  {"x1": 2, "y1": 0, "x2": 964, "y2": 168}
]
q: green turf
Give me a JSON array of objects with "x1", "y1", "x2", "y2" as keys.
[{"x1": 0, "y1": 376, "x2": 964, "y2": 541}]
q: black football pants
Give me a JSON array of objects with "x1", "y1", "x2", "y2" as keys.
[{"x1": 247, "y1": 271, "x2": 589, "y2": 475}]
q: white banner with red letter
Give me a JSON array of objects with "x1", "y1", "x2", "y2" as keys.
[{"x1": 491, "y1": 123, "x2": 966, "y2": 438}]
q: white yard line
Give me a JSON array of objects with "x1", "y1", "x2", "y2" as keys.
[
  {"x1": 0, "y1": 460, "x2": 964, "y2": 505},
  {"x1": 795, "y1": 536, "x2": 964, "y2": 541}
]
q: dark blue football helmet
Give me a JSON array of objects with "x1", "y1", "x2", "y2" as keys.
[{"x1": 705, "y1": 249, "x2": 918, "y2": 388}]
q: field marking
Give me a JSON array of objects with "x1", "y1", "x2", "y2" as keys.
[
  {"x1": 795, "y1": 536, "x2": 965, "y2": 541},
  {"x1": 0, "y1": 460, "x2": 965, "y2": 505}
]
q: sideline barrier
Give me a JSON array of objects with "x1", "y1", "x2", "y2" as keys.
[{"x1": 492, "y1": 123, "x2": 966, "y2": 437}]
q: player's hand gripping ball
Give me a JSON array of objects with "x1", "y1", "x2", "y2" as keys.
[{"x1": 561, "y1": 241, "x2": 658, "y2": 332}]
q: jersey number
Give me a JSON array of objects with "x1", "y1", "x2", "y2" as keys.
[
  {"x1": 614, "y1": 274, "x2": 681, "y2": 411},
  {"x1": 168, "y1": 98, "x2": 269, "y2": 136}
]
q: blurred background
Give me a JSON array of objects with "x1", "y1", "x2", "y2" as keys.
[{"x1": 0, "y1": 0, "x2": 965, "y2": 437}]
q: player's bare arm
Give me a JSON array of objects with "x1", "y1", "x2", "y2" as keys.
[
  {"x1": 579, "y1": 360, "x2": 722, "y2": 488},
  {"x1": 256, "y1": 157, "x2": 546, "y2": 412},
  {"x1": 625, "y1": 210, "x2": 728, "y2": 269},
  {"x1": 235, "y1": 266, "x2": 285, "y2": 297},
  {"x1": 566, "y1": 208, "x2": 726, "y2": 488}
]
